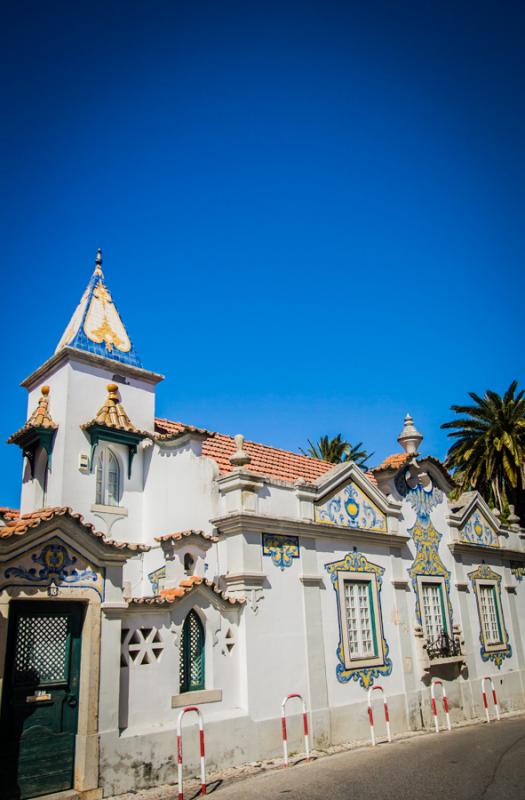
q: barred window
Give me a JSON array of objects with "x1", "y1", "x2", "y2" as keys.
[{"x1": 179, "y1": 610, "x2": 205, "y2": 693}]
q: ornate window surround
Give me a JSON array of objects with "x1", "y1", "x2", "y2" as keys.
[
  {"x1": 325, "y1": 551, "x2": 392, "y2": 689},
  {"x1": 337, "y1": 570, "x2": 385, "y2": 670},
  {"x1": 468, "y1": 564, "x2": 512, "y2": 667}
]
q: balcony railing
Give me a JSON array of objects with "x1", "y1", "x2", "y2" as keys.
[{"x1": 425, "y1": 630, "x2": 462, "y2": 661}]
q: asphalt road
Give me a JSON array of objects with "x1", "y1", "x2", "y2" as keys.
[{"x1": 212, "y1": 716, "x2": 525, "y2": 800}]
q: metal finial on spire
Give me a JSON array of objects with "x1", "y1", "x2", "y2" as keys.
[{"x1": 94, "y1": 248, "x2": 103, "y2": 276}]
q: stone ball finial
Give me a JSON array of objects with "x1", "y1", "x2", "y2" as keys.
[
  {"x1": 397, "y1": 413, "x2": 423, "y2": 455},
  {"x1": 107, "y1": 383, "x2": 119, "y2": 399},
  {"x1": 230, "y1": 434, "x2": 251, "y2": 467},
  {"x1": 41, "y1": 385, "x2": 50, "y2": 396}
]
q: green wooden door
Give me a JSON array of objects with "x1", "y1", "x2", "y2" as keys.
[{"x1": 0, "y1": 601, "x2": 83, "y2": 800}]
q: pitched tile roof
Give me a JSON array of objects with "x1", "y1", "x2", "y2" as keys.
[
  {"x1": 0, "y1": 506, "x2": 149, "y2": 551},
  {"x1": 0, "y1": 507, "x2": 19, "y2": 521},
  {"x1": 155, "y1": 418, "x2": 335, "y2": 484},
  {"x1": 155, "y1": 529, "x2": 219, "y2": 543},
  {"x1": 155, "y1": 417, "x2": 379, "y2": 487},
  {"x1": 7, "y1": 386, "x2": 57, "y2": 444},
  {"x1": 81, "y1": 384, "x2": 146, "y2": 435},
  {"x1": 129, "y1": 576, "x2": 245, "y2": 605}
]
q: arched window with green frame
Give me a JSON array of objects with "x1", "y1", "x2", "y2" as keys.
[{"x1": 179, "y1": 610, "x2": 205, "y2": 692}]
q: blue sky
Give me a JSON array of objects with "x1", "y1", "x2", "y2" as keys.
[{"x1": 1, "y1": 1, "x2": 524, "y2": 507}]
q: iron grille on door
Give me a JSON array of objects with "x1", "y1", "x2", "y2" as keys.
[
  {"x1": 179, "y1": 610, "x2": 205, "y2": 692},
  {"x1": 14, "y1": 613, "x2": 70, "y2": 685}
]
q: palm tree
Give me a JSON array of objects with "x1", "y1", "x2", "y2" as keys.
[
  {"x1": 300, "y1": 435, "x2": 373, "y2": 469},
  {"x1": 441, "y1": 381, "x2": 525, "y2": 517}
]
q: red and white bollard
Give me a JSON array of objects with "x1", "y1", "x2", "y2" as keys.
[
  {"x1": 281, "y1": 693, "x2": 311, "y2": 767},
  {"x1": 177, "y1": 706, "x2": 206, "y2": 800},
  {"x1": 367, "y1": 685, "x2": 392, "y2": 746},
  {"x1": 481, "y1": 677, "x2": 501, "y2": 722},
  {"x1": 430, "y1": 679, "x2": 451, "y2": 733}
]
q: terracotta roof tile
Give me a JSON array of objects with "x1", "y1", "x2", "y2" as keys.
[
  {"x1": 82, "y1": 384, "x2": 147, "y2": 435},
  {"x1": 0, "y1": 506, "x2": 149, "y2": 551},
  {"x1": 155, "y1": 529, "x2": 219, "y2": 543},
  {"x1": 7, "y1": 386, "x2": 57, "y2": 444},
  {"x1": 155, "y1": 418, "x2": 335, "y2": 484},
  {"x1": 372, "y1": 452, "x2": 413, "y2": 473},
  {"x1": 0, "y1": 507, "x2": 19, "y2": 520},
  {"x1": 154, "y1": 418, "x2": 214, "y2": 440},
  {"x1": 129, "y1": 576, "x2": 245, "y2": 605},
  {"x1": 364, "y1": 470, "x2": 378, "y2": 487}
]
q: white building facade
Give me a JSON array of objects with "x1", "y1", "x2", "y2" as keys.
[{"x1": 1, "y1": 251, "x2": 525, "y2": 799}]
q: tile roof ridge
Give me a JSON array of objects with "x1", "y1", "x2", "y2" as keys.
[
  {"x1": 0, "y1": 507, "x2": 20, "y2": 518},
  {"x1": 155, "y1": 529, "x2": 219, "y2": 543},
  {"x1": 157, "y1": 417, "x2": 333, "y2": 467}
]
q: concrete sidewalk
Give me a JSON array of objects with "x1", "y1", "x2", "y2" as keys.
[{"x1": 108, "y1": 712, "x2": 525, "y2": 800}]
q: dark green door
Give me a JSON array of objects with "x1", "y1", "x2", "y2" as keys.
[{"x1": 0, "y1": 601, "x2": 83, "y2": 800}]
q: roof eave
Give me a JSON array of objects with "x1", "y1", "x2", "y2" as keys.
[{"x1": 21, "y1": 347, "x2": 165, "y2": 390}]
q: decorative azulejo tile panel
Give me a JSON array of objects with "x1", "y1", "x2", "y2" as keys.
[
  {"x1": 325, "y1": 551, "x2": 393, "y2": 690},
  {"x1": 511, "y1": 561, "x2": 525, "y2": 582},
  {"x1": 148, "y1": 565, "x2": 166, "y2": 595},
  {"x1": 2, "y1": 537, "x2": 104, "y2": 599},
  {"x1": 262, "y1": 533, "x2": 300, "y2": 570},
  {"x1": 315, "y1": 482, "x2": 387, "y2": 532},
  {"x1": 403, "y1": 484, "x2": 454, "y2": 628},
  {"x1": 460, "y1": 511, "x2": 498, "y2": 547}
]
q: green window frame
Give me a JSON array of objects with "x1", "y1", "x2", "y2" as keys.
[
  {"x1": 179, "y1": 610, "x2": 205, "y2": 693},
  {"x1": 337, "y1": 571, "x2": 386, "y2": 669}
]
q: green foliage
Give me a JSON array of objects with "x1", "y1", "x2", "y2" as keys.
[
  {"x1": 300, "y1": 434, "x2": 373, "y2": 469},
  {"x1": 441, "y1": 381, "x2": 525, "y2": 518}
]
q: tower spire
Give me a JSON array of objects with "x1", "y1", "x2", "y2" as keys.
[{"x1": 54, "y1": 249, "x2": 142, "y2": 367}]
